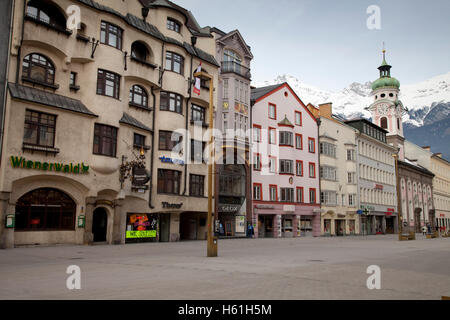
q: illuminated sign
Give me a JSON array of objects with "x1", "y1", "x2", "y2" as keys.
[
  {"x1": 126, "y1": 230, "x2": 157, "y2": 239},
  {"x1": 159, "y1": 156, "x2": 185, "y2": 165},
  {"x1": 10, "y1": 156, "x2": 89, "y2": 174}
]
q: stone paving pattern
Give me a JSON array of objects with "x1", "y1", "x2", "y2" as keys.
[{"x1": 0, "y1": 235, "x2": 449, "y2": 300}]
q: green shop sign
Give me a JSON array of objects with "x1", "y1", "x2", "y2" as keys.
[
  {"x1": 126, "y1": 230, "x2": 157, "y2": 239},
  {"x1": 10, "y1": 156, "x2": 89, "y2": 174}
]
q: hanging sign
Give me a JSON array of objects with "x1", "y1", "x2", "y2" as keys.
[{"x1": 132, "y1": 167, "x2": 150, "y2": 186}]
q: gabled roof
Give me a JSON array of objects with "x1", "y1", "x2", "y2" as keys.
[
  {"x1": 217, "y1": 29, "x2": 253, "y2": 59},
  {"x1": 120, "y1": 112, "x2": 152, "y2": 133},
  {"x1": 8, "y1": 83, "x2": 97, "y2": 117},
  {"x1": 250, "y1": 82, "x2": 318, "y2": 123}
]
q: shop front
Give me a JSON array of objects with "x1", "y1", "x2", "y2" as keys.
[
  {"x1": 125, "y1": 213, "x2": 159, "y2": 243},
  {"x1": 217, "y1": 200, "x2": 246, "y2": 238}
]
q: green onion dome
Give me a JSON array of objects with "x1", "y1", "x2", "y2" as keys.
[{"x1": 371, "y1": 76, "x2": 400, "y2": 91}]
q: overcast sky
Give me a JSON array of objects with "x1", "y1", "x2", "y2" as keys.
[{"x1": 174, "y1": 0, "x2": 450, "y2": 91}]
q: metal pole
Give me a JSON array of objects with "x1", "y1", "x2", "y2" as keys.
[{"x1": 207, "y1": 75, "x2": 217, "y2": 257}]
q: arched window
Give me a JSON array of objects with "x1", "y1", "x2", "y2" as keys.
[
  {"x1": 15, "y1": 188, "x2": 76, "y2": 231},
  {"x1": 380, "y1": 117, "x2": 388, "y2": 129},
  {"x1": 131, "y1": 41, "x2": 150, "y2": 62},
  {"x1": 26, "y1": 0, "x2": 67, "y2": 30},
  {"x1": 129, "y1": 85, "x2": 148, "y2": 108},
  {"x1": 22, "y1": 53, "x2": 55, "y2": 84}
]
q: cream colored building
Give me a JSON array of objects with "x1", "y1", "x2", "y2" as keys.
[
  {"x1": 0, "y1": 0, "x2": 219, "y2": 249},
  {"x1": 307, "y1": 103, "x2": 360, "y2": 236},
  {"x1": 430, "y1": 152, "x2": 450, "y2": 231}
]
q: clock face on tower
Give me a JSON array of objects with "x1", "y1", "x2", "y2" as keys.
[{"x1": 378, "y1": 104, "x2": 389, "y2": 116}]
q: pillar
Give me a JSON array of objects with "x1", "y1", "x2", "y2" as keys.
[
  {"x1": 170, "y1": 212, "x2": 180, "y2": 242},
  {"x1": 83, "y1": 197, "x2": 96, "y2": 245},
  {"x1": 292, "y1": 215, "x2": 299, "y2": 237},
  {"x1": 382, "y1": 216, "x2": 386, "y2": 234},
  {"x1": 112, "y1": 198, "x2": 125, "y2": 245},
  {"x1": 0, "y1": 192, "x2": 14, "y2": 249},
  {"x1": 253, "y1": 212, "x2": 259, "y2": 238},
  {"x1": 274, "y1": 214, "x2": 281, "y2": 238},
  {"x1": 312, "y1": 213, "x2": 321, "y2": 237}
]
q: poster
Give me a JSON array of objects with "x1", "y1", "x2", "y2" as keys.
[
  {"x1": 126, "y1": 213, "x2": 158, "y2": 240},
  {"x1": 235, "y1": 215, "x2": 245, "y2": 233}
]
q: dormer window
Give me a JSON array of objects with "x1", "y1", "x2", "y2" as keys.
[{"x1": 167, "y1": 18, "x2": 181, "y2": 33}]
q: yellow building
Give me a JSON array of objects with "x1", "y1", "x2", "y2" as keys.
[
  {"x1": 429, "y1": 152, "x2": 450, "y2": 232},
  {"x1": 0, "y1": 0, "x2": 219, "y2": 248}
]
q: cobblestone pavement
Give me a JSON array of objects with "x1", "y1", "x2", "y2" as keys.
[{"x1": 0, "y1": 235, "x2": 449, "y2": 300}]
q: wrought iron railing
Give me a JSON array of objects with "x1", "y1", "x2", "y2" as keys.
[{"x1": 221, "y1": 61, "x2": 251, "y2": 80}]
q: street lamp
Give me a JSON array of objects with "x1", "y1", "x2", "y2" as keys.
[{"x1": 194, "y1": 70, "x2": 218, "y2": 257}]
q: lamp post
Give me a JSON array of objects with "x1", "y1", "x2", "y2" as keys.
[{"x1": 194, "y1": 70, "x2": 218, "y2": 257}]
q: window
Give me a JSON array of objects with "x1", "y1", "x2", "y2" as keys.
[
  {"x1": 131, "y1": 41, "x2": 149, "y2": 62},
  {"x1": 165, "y1": 51, "x2": 184, "y2": 75},
  {"x1": 280, "y1": 159, "x2": 293, "y2": 174},
  {"x1": 308, "y1": 137, "x2": 316, "y2": 153},
  {"x1": 223, "y1": 113, "x2": 228, "y2": 130},
  {"x1": 253, "y1": 153, "x2": 261, "y2": 171},
  {"x1": 93, "y1": 124, "x2": 118, "y2": 157},
  {"x1": 157, "y1": 169, "x2": 181, "y2": 194},
  {"x1": 269, "y1": 103, "x2": 276, "y2": 120},
  {"x1": 281, "y1": 188, "x2": 294, "y2": 202},
  {"x1": 191, "y1": 139, "x2": 206, "y2": 163},
  {"x1": 269, "y1": 157, "x2": 277, "y2": 173},
  {"x1": 191, "y1": 104, "x2": 206, "y2": 124},
  {"x1": 70, "y1": 72, "x2": 77, "y2": 87},
  {"x1": 320, "y1": 166, "x2": 336, "y2": 181},
  {"x1": 22, "y1": 53, "x2": 55, "y2": 85},
  {"x1": 100, "y1": 21, "x2": 122, "y2": 50},
  {"x1": 348, "y1": 172, "x2": 356, "y2": 184},
  {"x1": 167, "y1": 18, "x2": 181, "y2": 32},
  {"x1": 296, "y1": 187, "x2": 304, "y2": 203},
  {"x1": 296, "y1": 160, "x2": 303, "y2": 176},
  {"x1": 295, "y1": 134, "x2": 303, "y2": 150},
  {"x1": 309, "y1": 162, "x2": 316, "y2": 178},
  {"x1": 26, "y1": 0, "x2": 66, "y2": 31},
  {"x1": 269, "y1": 128, "x2": 276, "y2": 144},
  {"x1": 97, "y1": 69, "x2": 120, "y2": 99},
  {"x1": 309, "y1": 188, "x2": 316, "y2": 204},
  {"x1": 133, "y1": 133, "x2": 146, "y2": 149},
  {"x1": 295, "y1": 111, "x2": 302, "y2": 126},
  {"x1": 397, "y1": 118, "x2": 400, "y2": 130},
  {"x1": 253, "y1": 125, "x2": 261, "y2": 142},
  {"x1": 321, "y1": 191, "x2": 337, "y2": 206},
  {"x1": 15, "y1": 188, "x2": 76, "y2": 231},
  {"x1": 190, "y1": 174, "x2": 204, "y2": 197},
  {"x1": 160, "y1": 91, "x2": 183, "y2": 114},
  {"x1": 320, "y1": 142, "x2": 336, "y2": 158},
  {"x1": 159, "y1": 130, "x2": 183, "y2": 151},
  {"x1": 347, "y1": 149, "x2": 356, "y2": 161},
  {"x1": 223, "y1": 79, "x2": 229, "y2": 98},
  {"x1": 23, "y1": 109, "x2": 56, "y2": 147},
  {"x1": 129, "y1": 85, "x2": 148, "y2": 108},
  {"x1": 279, "y1": 131, "x2": 293, "y2": 146},
  {"x1": 269, "y1": 185, "x2": 277, "y2": 201},
  {"x1": 253, "y1": 183, "x2": 262, "y2": 200}
]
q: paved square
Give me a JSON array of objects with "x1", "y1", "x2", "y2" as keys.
[{"x1": 0, "y1": 235, "x2": 449, "y2": 300}]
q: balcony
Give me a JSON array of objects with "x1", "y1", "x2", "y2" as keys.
[
  {"x1": 25, "y1": 13, "x2": 72, "y2": 36},
  {"x1": 221, "y1": 61, "x2": 251, "y2": 80}
]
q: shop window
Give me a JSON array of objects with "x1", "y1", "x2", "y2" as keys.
[
  {"x1": 157, "y1": 169, "x2": 181, "y2": 194},
  {"x1": 165, "y1": 51, "x2": 184, "y2": 75},
  {"x1": 159, "y1": 130, "x2": 183, "y2": 151},
  {"x1": 190, "y1": 174, "x2": 205, "y2": 197},
  {"x1": 15, "y1": 188, "x2": 76, "y2": 231},
  {"x1": 160, "y1": 91, "x2": 183, "y2": 114},
  {"x1": 22, "y1": 53, "x2": 55, "y2": 85},
  {"x1": 129, "y1": 85, "x2": 148, "y2": 108},
  {"x1": 23, "y1": 109, "x2": 56, "y2": 148},
  {"x1": 93, "y1": 123, "x2": 117, "y2": 157},
  {"x1": 97, "y1": 69, "x2": 120, "y2": 99},
  {"x1": 100, "y1": 21, "x2": 123, "y2": 50}
]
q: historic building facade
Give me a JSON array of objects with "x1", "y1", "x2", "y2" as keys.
[
  {"x1": 307, "y1": 103, "x2": 360, "y2": 236},
  {"x1": 345, "y1": 119, "x2": 398, "y2": 235},
  {"x1": 0, "y1": 0, "x2": 219, "y2": 248},
  {"x1": 251, "y1": 83, "x2": 321, "y2": 238},
  {"x1": 429, "y1": 152, "x2": 450, "y2": 232},
  {"x1": 366, "y1": 50, "x2": 434, "y2": 234},
  {"x1": 211, "y1": 28, "x2": 253, "y2": 238}
]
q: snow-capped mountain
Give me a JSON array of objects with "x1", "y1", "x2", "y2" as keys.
[{"x1": 255, "y1": 72, "x2": 450, "y2": 127}]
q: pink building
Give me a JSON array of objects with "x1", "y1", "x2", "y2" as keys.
[{"x1": 250, "y1": 83, "x2": 321, "y2": 237}]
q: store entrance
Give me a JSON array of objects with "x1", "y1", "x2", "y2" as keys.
[
  {"x1": 386, "y1": 217, "x2": 395, "y2": 234},
  {"x1": 414, "y1": 208, "x2": 422, "y2": 233},
  {"x1": 180, "y1": 213, "x2": 197, "y2": 240},
  {"x1": 335, "y1": 220, "x2": 345, "y2": 236},
  {"x1": 160, "y1": 213, "x2": 170, "y2": 242},
  {"x1": 92, "y1": 208, "x2": 108, "y2": 242},
  {"x1": 258, "y1": 215, "x2": 274, "y2": 238}
]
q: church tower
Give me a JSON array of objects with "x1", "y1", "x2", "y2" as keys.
[{"x1": 368, "y1": 48, "x2": 407, "y2": 159}]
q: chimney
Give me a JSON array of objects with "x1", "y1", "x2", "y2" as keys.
[
  {"x1": 319, "y1": 102, "x2": 332, "y2": 119},
  {"x1": 422, "y1": 146, "x2": 431, "y2": 152}
]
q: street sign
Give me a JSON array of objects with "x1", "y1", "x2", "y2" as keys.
[{"x1": 357, "y1": 210, "x2": 363, "y2": 215}]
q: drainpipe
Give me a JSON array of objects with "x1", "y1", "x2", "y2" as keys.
[
  {"x1": 316, "y1": 117, "x2": 322, "y2": 237},
  {"x1": 15, "y1": 0, "x2": 26, "y2": 84},
  {"x1": 148, "y1": 86, "x2": 156, "y2": 209},
  {"x1": 182, "y1": 36, "x2": 196, "y2": 195}
]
